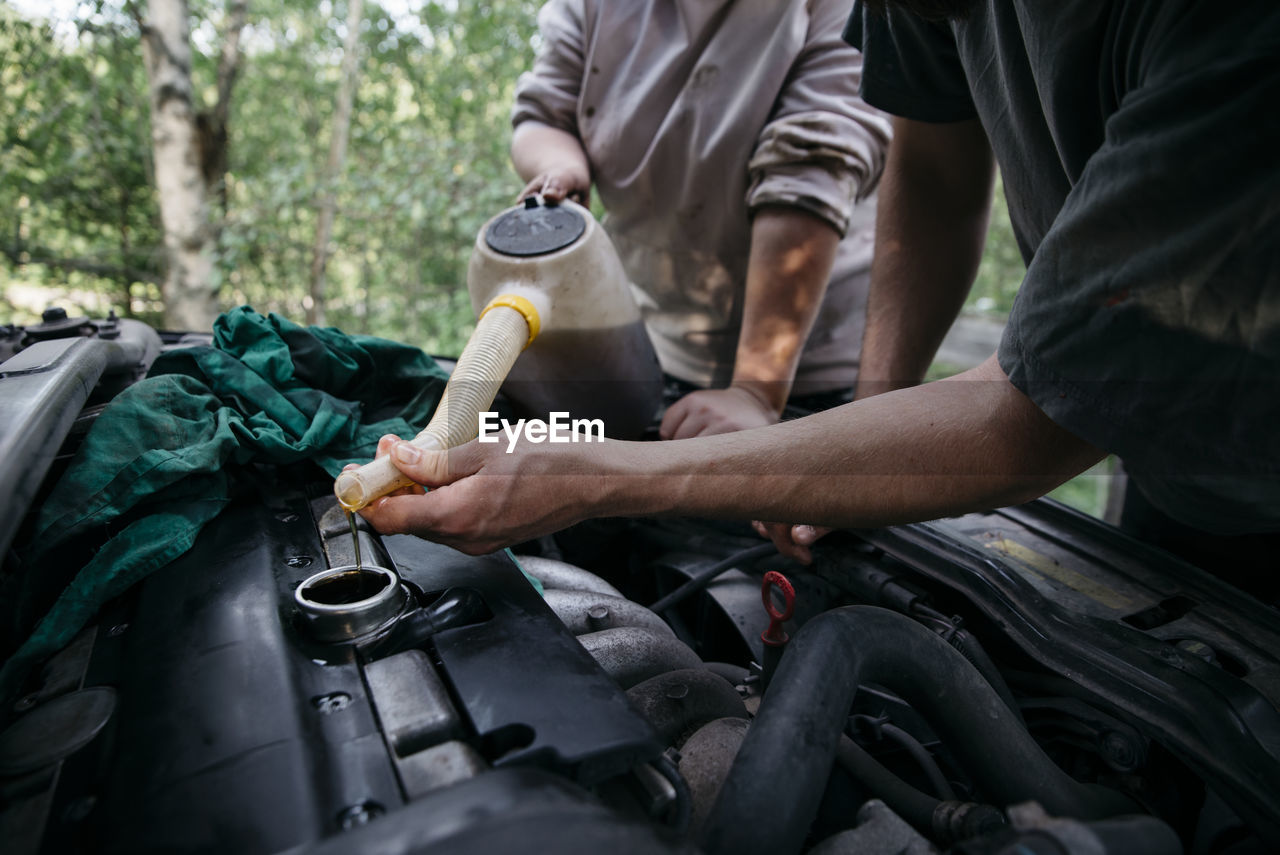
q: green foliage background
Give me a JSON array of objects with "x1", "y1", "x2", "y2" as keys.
[
  {"x1": 2, "y1": 0, "x2": 542, "y2": 353},
  {"x1": 1, "y1": 2, "x2": 162, "y2": 321},
  {"x1": 2, "y1": 0, "x2": 1031, "y2": 351}
]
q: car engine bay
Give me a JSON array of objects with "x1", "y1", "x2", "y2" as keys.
[{"x1": 1, "y1": 314, "x2": 1278, "y2": 855}]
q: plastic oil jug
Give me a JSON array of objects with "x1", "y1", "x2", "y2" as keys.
[{"x1": 334, "y1": 197, "x2": 662, "y2": 511}]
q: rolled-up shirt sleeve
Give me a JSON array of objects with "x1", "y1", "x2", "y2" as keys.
[
  {"x1": 511, "y1": 0, "x2": 585, "y2": 134},
  {"x1": 745, "y1": 0, "x2": 892, "y2": 235}
]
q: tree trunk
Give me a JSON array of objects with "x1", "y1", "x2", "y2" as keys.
[
  {"x1": 139, "y1": 0, "x2": 214, "y2": 330},
  {"x1": 205, "y1": 0, "x2": 248, "y2": 212},
  {"x1": 307, "y1": 0, "x2": 365, "y2": 327},
  {"x1": 138, "y1": 0, "x2": 246, "y2": 332}
]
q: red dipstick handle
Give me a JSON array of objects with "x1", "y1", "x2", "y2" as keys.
[{"x1": 760, "y1": 571, "x2": 795, "y2": 647}]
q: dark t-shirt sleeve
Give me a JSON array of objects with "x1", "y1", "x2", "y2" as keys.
[
  {"x1": 844, "y1": 3, "x2": 977, "y2": 122},
  {"x1": 998, "y1": 39, "x2": 1280, "y2": 532}
]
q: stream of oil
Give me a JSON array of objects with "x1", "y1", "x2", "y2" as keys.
[{"x1": 345, "y1": 509, "x2": 367, "y2": 598}]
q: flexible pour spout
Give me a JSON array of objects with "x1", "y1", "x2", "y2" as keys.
[{"x1": 333, "y1": 295, "x2": 540, "y2": 511}]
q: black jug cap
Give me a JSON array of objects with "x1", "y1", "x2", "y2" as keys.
[{"x1": 485, "y1": 198, "x2": 586, "y2": 257}]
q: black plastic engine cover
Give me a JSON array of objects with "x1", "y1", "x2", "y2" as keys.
[
  {"x1": 299, "y1": 767, "x2": 696, "y2": 855},
  {"x1": 383, "y1": 534, "x2": 661, "y2": 784},
  {"x1": 32, "y1": 473, "x2": 661, "y2": 854},
  {"x1": 58, "y1": 493, "x2": 396, "y2": 854}
]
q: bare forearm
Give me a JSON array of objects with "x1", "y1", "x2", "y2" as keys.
[
  {"x1": 732, "y1": 207, "x2": 841, "y2": 412},
  {"x1": 856, "y1": 117, "x2": 995, "y2": 399},
  {"x1": 602, "y1": 357, "x2": 1102, "y2": 527},
  {"x1": 359, "y1": 360, "x2": 1102, "y2": 555},
  {"x1": 510, "y1": 121, "x2": 589, "y2": 185}
]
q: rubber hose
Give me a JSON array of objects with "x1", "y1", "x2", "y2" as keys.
[
  {"x1": 653, "y1": 753, "x2": 693, "y2": 833},
  {"x1": 700, "y1": 606, "x2": 1137, "y2": 855},
  {"x1": 648, "y1": 543, "x2": 776, "y2": 615},
  {"x1": 949, "y1": 626, "x2": 1024, "y2": 722},
  {"x1": 912, "y1": 604, "x2": 1022, "y2": 721},
  {"x1": 849, "y1": 715, "x2": 956, "y2": 801},
  {"x1": 835, "y1": 733, "x2": 941, "y2": 832}
]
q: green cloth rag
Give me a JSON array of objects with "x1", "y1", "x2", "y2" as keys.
[{"x1": 1, "y1": 306, "x2": 453, "y2": 700}]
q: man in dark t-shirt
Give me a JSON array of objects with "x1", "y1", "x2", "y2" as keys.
[
  {"x1": 356, "y1": 0, "x2": 1279, "y2": 601},
  {"x1": 838, "y1": 0, "x2": 1280, "y2": 592}
]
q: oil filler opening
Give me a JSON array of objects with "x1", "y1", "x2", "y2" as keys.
[
  {"x1": 294, "y1": 565, "x2": 409, "y2": 643},
  {"x1": 302, "y1": 568, "x2": 392, "y2": 604}
]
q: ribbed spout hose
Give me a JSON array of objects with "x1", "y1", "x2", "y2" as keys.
[{"x1": 334, "y1": 299, "x2": 536, "y2": 511}]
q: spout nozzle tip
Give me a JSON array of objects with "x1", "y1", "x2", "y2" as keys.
[{"x1": 334, "y1": 471, "x2": 368, "y2": 512}]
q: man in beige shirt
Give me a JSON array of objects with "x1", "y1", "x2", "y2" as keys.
[{"x1": 511, "y1": 0, "x2": 891, "y2": 438}]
